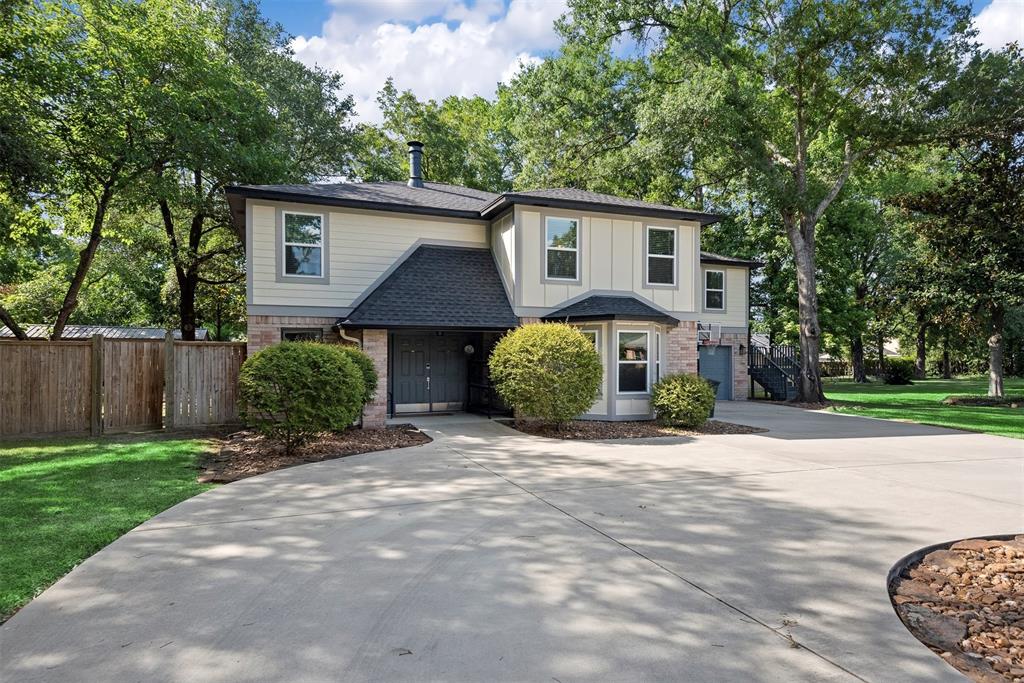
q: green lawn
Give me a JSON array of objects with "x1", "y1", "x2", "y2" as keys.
[
  {"x1": 824, "y1": 377, "x2": 1024, "y2": 439},
  {"x1": 0, "y1": 435, "x2": 215, "y2": 621}
]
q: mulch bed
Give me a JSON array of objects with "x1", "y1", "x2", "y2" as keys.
[
  {"x1": 891, "y1": 536, "x2": 1024, "y2": 682},
  {"x1": 197, "y1": 425, "x2": 432, "y2": 483},
  {"x1": 943, "y1": 396, "x2": 1023, "y2": 408},
  {"x1": 498, "y1": 419, "x2": 766, "y2": 440}
]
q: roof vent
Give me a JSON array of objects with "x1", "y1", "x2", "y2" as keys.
[{"x1": 407, "y1": 140, "x2": 424, "y2": 188}]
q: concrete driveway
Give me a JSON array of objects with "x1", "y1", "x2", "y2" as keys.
[{"x1": 2, "y1": 403, "x2": 1022, "y2": 682}]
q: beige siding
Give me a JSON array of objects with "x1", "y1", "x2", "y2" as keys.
[
  {"x1": 250, "y1": 200, "x2": 487, "y2": 308},
  {"x1": 699, "y1": 265, "x2": 748, "y2": 327},
  {"x1": 519, "y1": 209, "x2": 698, "y2": 313},
  {"x1": 491, "y1": 212, "x2": 515, "y2": 296}
]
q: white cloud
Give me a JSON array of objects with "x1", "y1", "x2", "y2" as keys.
[
  {"x1": 292, "y1": 0, "x2": 568, "y2": 122},
  {"x1": 973, "y1": 0, "x2": 1024, "y2": 51}
]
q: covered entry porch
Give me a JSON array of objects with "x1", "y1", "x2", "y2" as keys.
[
  {"x1": 334, "y1": 243, "x2": 520, "y2": 426},
  {"x1": 389, "y1": 329, "x2": 509, "y2": 416}
]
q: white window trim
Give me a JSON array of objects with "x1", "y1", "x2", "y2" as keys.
[
  {"x1": 704, "y1": 269, "x2": 726, "y2": 311},
  {"x1": 282, "y1": 210, "x2": 324, "y2": 279},
  {"x1": 544, "y1": 215, "x2": 579, "y2": 281},
  {"x1": 645, "y1": 226, "x2": 677, "y2": 287},
  {"x1": 581, "y1": 328, "x2": 603, "y2": 398},
  {"x1": 616, "y1": 329, "x2": 650, "y2": 395}
]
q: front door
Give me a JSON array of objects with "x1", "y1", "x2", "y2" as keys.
[{"x1": 391, "y1": 332, "x2": 469, "y2": 414}]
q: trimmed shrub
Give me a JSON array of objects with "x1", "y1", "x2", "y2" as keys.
[
  {"x1": 239, "y1": 342, "x2": 366, "y2": 453},
  {"x1": 883, "y1": 357, "x2": 916, "y2": 385},
  {"x1": 650, "y1": 373, "x2": 716, "y2": 428},
  {"x1": 488, "y1": 322, "x2": 602, "y2": 426},
  {"x1": 336, "y1": 344, "x2": 378, "y2": 405}
]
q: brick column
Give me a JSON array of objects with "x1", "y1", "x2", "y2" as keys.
[
  {"x1": 665, "y1": 321, "x2": 698, "y2": 375},
  {"x1": 721, "y1": 330, "x2": 750, "y2": 400},
  {"x1": 361, "y1": 329, "x2": 388, "y2": 428}
]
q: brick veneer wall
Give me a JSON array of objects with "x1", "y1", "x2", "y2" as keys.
[
  {"x1": 361, "y1": 329, "x2": 388, "y2": 428},
  {"x1": 719, "y1": 330, "x2": 749, "y2": 400},
  {"x1": 246, "y1": 315, "x2": 341, "y2": 354},
  {"x1": 665, "y1": 321, "x2": 698, "y2": 375}
]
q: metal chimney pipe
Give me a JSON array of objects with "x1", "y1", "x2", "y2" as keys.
[{"x1": 407, "y1": 140, "x2": 424, "y2": 188}]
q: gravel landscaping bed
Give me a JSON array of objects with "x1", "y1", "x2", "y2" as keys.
[
  {"x1": 198, "y1": 425, "x2": 432, "y2": 482},
  {"x1": 499, "y1": 419, "x2": 766, "y2": 440},
  {"x1": 891, "y1": 536, "x2": 1024, "y2": 682}
]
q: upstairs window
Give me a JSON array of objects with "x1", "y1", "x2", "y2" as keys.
[
  {"x1": 646, "y1": 226, "x2": 676, "y2": 285},
  {"x1": 545, "y1": 216, "x2": 578, "y2": 280},
  {"x1": 617, "y1": 330, "x2": 649, "y2": 394},
  {"x1": 705, "y1": 270, "x2": 725, "y2": 310},
  {"x1": 283, "y1": 212, "x2": 323, "y2": 277}
]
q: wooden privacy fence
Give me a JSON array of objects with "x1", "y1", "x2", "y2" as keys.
[{"x1": 0, "y1": 334, "x2": 246, "y2": 437}]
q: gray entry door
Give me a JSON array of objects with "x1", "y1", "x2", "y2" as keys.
[
  {"x1": 699, "y1": 345, "x2": 733, "y2": 400},
  {"x1": 392, "y1": 332, "x2": 468, "y2": 413}
]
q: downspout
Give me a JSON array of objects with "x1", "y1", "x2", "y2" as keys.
[{"x1": 338, "y1": 327, "x2": 361, "y2": 348}]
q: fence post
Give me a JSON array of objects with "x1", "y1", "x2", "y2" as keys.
[
  {"x1": 91, "y1": 334, "x2": 103, "y2": 436},
  {"x1": 164, "y1": 330, "x2": 176, "y2": 430}
]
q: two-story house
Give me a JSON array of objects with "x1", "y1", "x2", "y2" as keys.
[{"x1": 226, "y1": 142, "x2": 757, "y2": 427}]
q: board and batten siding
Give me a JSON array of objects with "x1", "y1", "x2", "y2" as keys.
[
  {"x1": 490, "y1": 211, "x2": 515, "y2": 296},
  {"x1": 518, "y1": 209, "x2": 699, "y2": 313},
  {"x1": 249, "y1": 201, "x2": 488, "y2": 309},
  {"x1": 699, "y1": 265, "x2": 748, "y2": 328}
]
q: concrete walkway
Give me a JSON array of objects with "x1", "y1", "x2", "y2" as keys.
[{"x1": 2, "y1": 403, "x2": 1022, "y2": 682}]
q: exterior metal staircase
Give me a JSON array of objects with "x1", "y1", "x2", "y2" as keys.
[{"x1": 748, "y1": 342, "x2": 799, "y2": 401}]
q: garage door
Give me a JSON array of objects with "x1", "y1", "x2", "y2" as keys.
[{"x1": 699, "y1": 345, "x2": 733, "y2": 400}]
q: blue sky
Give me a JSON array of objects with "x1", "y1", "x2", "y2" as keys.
[{"x1": 258, "y1": 0, "x2": 1023, "y2": 121}]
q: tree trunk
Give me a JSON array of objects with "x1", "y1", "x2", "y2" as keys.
[
  {"x1": 942, "y1": 331, "x2": 952, "y2": 379},
  {"x1": 851, "y1": 336, "x2": 866, "y2": 383},
  {"x1": 876, "y1": 329, "x2": 885, "y2": 375},
  {"x1": 52, "y1": 184, "x2": 114, "y2": 339},
  {"x1": 988, "y1": 304, "x2": 1005, "y2": 398},
  {"x1": 178, "y1": 272, "x2": 198, "y2": 342},
  {"x1": 784, "y1": 214, "x2": 825, "y2": 403},
  {"x1": 915, "y1": 316, "x2": 928, "y2": 380},
  {"x1": 0, "y1": 304, "x2": 27, "y2": 340}
]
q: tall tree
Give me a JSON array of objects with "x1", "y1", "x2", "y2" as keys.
[
  {"x1": 898, "y1": 134, "x2": 1024, "y2": 397},
  {"x1": 353, "y1": 79, "x2": 517, "y2": 190},
  {"x1": 148, "y1": 0, "x2": 355, "y2": 339},
  {"x1": 519, "y1": 0, "x2": 1019, "y2": 400}
]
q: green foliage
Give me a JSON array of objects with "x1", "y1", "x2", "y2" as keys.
[
  {"x1": 650, "y1": 374, "x2": 716, "y2": 428},
  {"x1": 239, "y1": 343, "x2": 366, "y2": 453},
  {"x1": 351, "y1": 79, "x2": 515, "y2": 191},
  {"x1": 488, "y1": 323, "x2": 602, "y2": 426},
  {"x1": 883, "y1": 357, "x2": 916, "y2": 385},
  {"x1": 335, "y1": 345, "x2": 379, "y2": 405},
  {"x1": 0, "y1": 435, "x2": 213, "y2": 621}
]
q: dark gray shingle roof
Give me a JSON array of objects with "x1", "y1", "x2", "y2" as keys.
[
  {"x1": 226, "y1": 181, "x2": 720, "y2": 224},
  {"x1": 542, "y1": 295, "x2": 680, "y2": 325},
  {"x1": 228, "y1": 181, "x2": 497, "y2": 219},
  {"x1": 338, "y1": 245, "x2": 517, "y2": 330},
  {"x1": 482, "y1": 188, "x2": 720, "y2": 224},
  {"x1": 700, "y1": 251, "x2": 761, "y2": 267}
]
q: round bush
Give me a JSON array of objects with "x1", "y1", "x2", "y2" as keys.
[
  {"x1": 488, "y1": 323, "x2": 602, "y2": 426},
  {"x1": 883, "y1": 357, "x2": 916, "y2": 385},
  {"x1": 336, "y1": 344, "x2": 378, "y2": 405},
  {"x1": 650, "y1": 373, "x2": 716, "y2": 428},
  {"x1": 239, "y1": 342, "x2": 366, "y2": 452}
]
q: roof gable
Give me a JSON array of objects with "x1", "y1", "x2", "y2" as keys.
[{"x1": 338, "y1": 245, "x2": 517, "y2": 330}]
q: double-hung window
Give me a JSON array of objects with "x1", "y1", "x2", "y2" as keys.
[
  {"x1": 704, "y1": 270, "x2": 725, "y2": 310},
  {"x1": 646, "y1": 226, "x2": 676, "y2": 285},
  {"x1": 617, "y1": 331, "x2": 649, "y2": 394},
  {"x1": 545, "y1": 216, "x2": 578, "y2": 280},
  {"x1": 283, "y1": 211, "x2": 324, "y2": 277}
]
